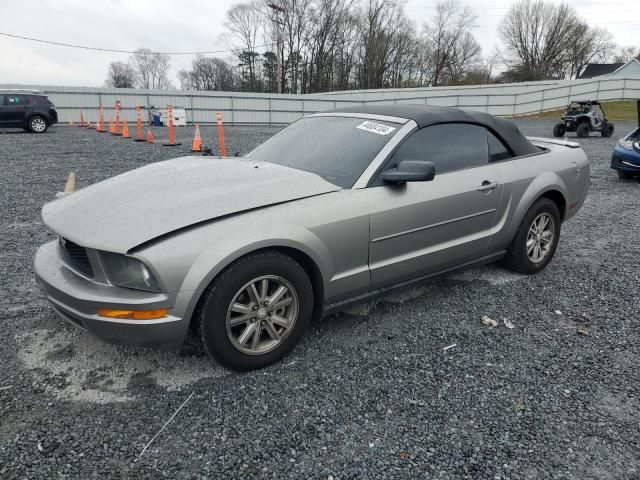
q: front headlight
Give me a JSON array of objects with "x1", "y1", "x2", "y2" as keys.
[
  {"x1": 618, "y1": 138, "x2": 635, "y2": 151},
  {"x1": 100, "y1": 252, "x2": 161, "y2": 292}
]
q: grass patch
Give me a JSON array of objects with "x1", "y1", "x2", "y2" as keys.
[{"x1": 520, "y1": 100, "x2": 638, "y2": 122}]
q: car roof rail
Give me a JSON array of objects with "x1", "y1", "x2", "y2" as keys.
[{"x1": 0, "y1": 88, "x2": 44, "y2": 94}]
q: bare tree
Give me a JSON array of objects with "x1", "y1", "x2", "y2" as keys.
[
  {"x1": 498, "y1": 0, "x2": 583, "y2": 80},
  {"x1": 358, "y1": 0, "x2": 405, "y2": 89},
  {"x1": 181, "y1": 55, "x2": 238, "y2": 91},
  {"x1": 267, "y1": 0, "x2": 311, "y2": 93},
  {"x1": 130, "y1": 48, "x2": 172, "y2": 89},
  {"x1": 105, "y1": 61, "x2": 136, "y2": 88},
  {"x1": 564, "y1": 25, "x2": 615, "y2": 78},
  {"x1": 226, "y1": 1, "x2": 264, "y2": 91},
  {"x1": 177, "y1": 70, "x2": 194, "y2": 90},
  {"x1": 425, "y1": 0, "x2": 478, "y2": 86},
  {"x1": 178, "y1": 0, "x2": 492, "y2": 93},
  {"x1": 445, "y1": 31, "x2": 481, "y2": 84},
  {"x1": 613, "y1": 46, "x2": 640, "y2": 63}
]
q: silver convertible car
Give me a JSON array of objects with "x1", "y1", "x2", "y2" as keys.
[{"x1": 34, "y1": 105, "x2": 590, "y2": 370}]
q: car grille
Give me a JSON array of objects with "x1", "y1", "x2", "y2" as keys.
[{"x1": 58, "y1": 237, "x2": 94, "y2": 278}]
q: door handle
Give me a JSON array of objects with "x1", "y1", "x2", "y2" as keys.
[{"x1": 477, "y1": 181, "x2": 499, "y2": 192}]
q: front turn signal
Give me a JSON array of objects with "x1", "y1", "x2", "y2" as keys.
[{"x1": 97, "y1": 308, "x2": 169, "y2": 320}]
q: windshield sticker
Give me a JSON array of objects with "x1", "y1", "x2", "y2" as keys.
[{"x1": 356, "y1": 121, "x2": 396, "y2": 136}]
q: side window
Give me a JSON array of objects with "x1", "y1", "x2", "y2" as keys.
[
  {"x1": 388, "y1": 123, "x2": 489, "y2": 176},
  {"x1": 6, "y1": 95, "x2": 27, "y2": 105},
  {"x1": 487, "y1": 130, "x2": 512, "y2": 162},
  {"x1": 0, "y1": 95, "x2": 5, "y2": 106}
]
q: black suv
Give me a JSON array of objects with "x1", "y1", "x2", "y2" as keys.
[{"x1": 0, "y1": 90, "x2": 58, "y2": 133}]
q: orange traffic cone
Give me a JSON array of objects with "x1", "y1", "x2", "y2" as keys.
[
  {"x1": 146, "y1": 129, "x2": 154, "y2": 144},
  {"x1": 191, "y1": 124, "x2": 202, "y2": 152},
  {"x1": 162, "y1": 105, "x2": 181, "y2": 147},
  {"x1": 108, "y1": 118, "x2": 115, "y2": 135},
  {"x1": 79, "y1": 110, "x2": 85, "y2": 127},
  {"x1": 216, "y1": 112, "x2": 227, "y2": 157},
  {"x1": 134, "y1": 106, "x2": 145, "y2": 142},
  {"x1": 121, "y1": 120, "x2": 131, "y2": 139}
]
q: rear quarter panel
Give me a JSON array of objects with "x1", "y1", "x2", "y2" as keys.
[{"x1": 490, "y1": 144, "x2": 589, "y2": 250}]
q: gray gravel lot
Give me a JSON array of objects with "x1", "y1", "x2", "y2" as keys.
[{"x1": 1, "y1": 120, "x2": 639, "y2": 479}]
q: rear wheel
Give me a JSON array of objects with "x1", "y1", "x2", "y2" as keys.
[
  {"x1": 601, "y1": 122, "x2": 614, "y2": 137},
  {"x1": 197, "y1": 251, "x2": 313, "y2": 371},
  {"x1": 576, "y1": 122, "x2": 589, "y2": 138},
  {"x1": 28, "y1": 116, "x2": 48, "y2": 133},
  {"x1": 553, "y1": 123, "x2": 567, "y2": 138},
  {"x1": 503, "y1": 198, "x2": 561, "y2": 274}
]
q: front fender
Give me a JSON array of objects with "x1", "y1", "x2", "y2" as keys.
[
  {"x1": 180, "y1": 222, "x2": 333, "y2": 326},
  {"x1": 181, "y1": 223, "x2": 332, "y2": 294},
  {"x1": 136, "y1": 214, "x2": 336, "y2": 323}
]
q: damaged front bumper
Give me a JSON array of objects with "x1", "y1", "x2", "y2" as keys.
[{"x1": 33, "y1": 240, "x2": 193, "y2": 347}]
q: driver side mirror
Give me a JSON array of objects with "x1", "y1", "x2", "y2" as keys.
[{"x1": 381, "y1": 160, "x2": 436, "y2": 185}]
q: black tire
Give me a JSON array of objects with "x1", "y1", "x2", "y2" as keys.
[
  {"x1": 28, "y1": 116, "x2": 48, "y2": 133},
  {"x1": 503, "y1": 197, "x2": 562, "y2": 274},
  {"x1": 601, "y1": 122, "x2": 614, "y2": 137},
  {"x1": 576, "y1": 122, "x2": 589, "y2": 138},
  {"x1": 553, "y1": 123, "x2": 566, "y2": 138},
  {"x1": 197, "y1": 250, "x2": 313, "y2": 371},
  {"x1": 618, "y1": 171, "x2": 633, "y2": 179}
]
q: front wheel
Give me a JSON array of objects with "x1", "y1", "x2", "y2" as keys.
[
  {"x1": 28, "y1": 116, "x2": 48, "y2": 133},
  {"x1": 601, "y1": 122, "x2": 614, "y2": 137},
  {"x1": 618, "y1": 171, "x2": 634, "y2": 179},
  {"x1": 197, "y1": 251, "x2": 313, "y2": 371},
  {"x1": 553, "y1": 123, "x2": 566, "y2": 138},
  {"x1": 576, "y1": 122, "x2": 589, "y2": 138},
  {"x1": 503, "y1": 198, "x2": 561, "y2": 274}
]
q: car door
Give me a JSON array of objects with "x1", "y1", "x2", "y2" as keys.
[
  {"x1": 2, "y1": 94, "x2": 29, "y2": 125},
  {"x1": 367, "y1": 123, "x2": 505, "y2": 289}
]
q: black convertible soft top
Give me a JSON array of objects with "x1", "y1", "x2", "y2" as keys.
[{"x1": 329, "y1": 104, "x2": 539, "y2": 157}]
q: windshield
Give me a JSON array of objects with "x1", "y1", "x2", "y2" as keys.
[{"x1": 247, "y1": 116, "x2": 401, "y2": 188}]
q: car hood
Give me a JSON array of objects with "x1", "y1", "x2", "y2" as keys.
[{"x1": 42, "y1": 156, "x2": 340, "y2": 253}]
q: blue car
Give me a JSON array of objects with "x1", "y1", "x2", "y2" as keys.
[{"x1": 611, "y1": 100, "x2": 640, "y2": 179}]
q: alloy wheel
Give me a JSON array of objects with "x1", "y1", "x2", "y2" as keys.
[
  {"x1": 31, "y1": 118, "x2": 46, "y2": 133},
  {"x1": 226, "y1": 275, "x2": 299, "y2": 355},
  {"x1": 526, "y1": 213, "x2": 555, "y2": 263}
]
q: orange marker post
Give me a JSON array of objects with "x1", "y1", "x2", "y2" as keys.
[
  {"x1": 114, "y1": 100, "x2": 121, "y2": 135},
  {"x1": 146, "y1": 129, "x2": 154, "y2": 144},
  {"x1": 162, "y1": 105, "x2": 181, "y2": 147},
  {"x1": 216, "y1": 112, "x2": 227, "y2": 157},
  {"x1": 134, "y1": 106, "x2": 145, "y2": 142},
  {"x1": 96, "y1": 106, "x2": 105, "y2": 132},
  {"x1": 79, "y1": 109, "x2": 85, "y2": 127}
]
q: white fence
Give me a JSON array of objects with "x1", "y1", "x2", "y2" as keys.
[{"x1": 3, "y1": 76, "x2": 639, "y2": 125}]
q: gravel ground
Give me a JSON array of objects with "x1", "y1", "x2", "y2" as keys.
[{"x1": 0, "y1": 120, "x2": 639, "y2": 479}]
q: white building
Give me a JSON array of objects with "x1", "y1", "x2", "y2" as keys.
[{"x1": 579, "y1": 58, "x2": 640, "y2": 79}]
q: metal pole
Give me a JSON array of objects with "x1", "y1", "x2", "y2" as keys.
[
  {"x1": 276, "y1": 33, "x2": 283, "y2": 94},
  {"x1": 267, "y1": 3, "x2": 285, "y2": 95}
]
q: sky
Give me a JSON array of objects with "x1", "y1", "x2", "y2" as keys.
[{"x1": 0, "y1": 0, "x2": 638, "y2": 87}]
